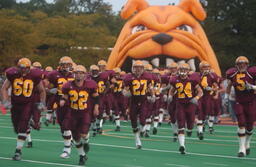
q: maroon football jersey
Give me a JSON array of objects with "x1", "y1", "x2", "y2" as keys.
[
  {"x1": 89, "y1": 71, "x2": 109, "y2": 95},
  {"x1": 62, "y1": 79, "x2": 98, "y2": 112},
  {"x1": 113, "y1": 77, "x2": 124, "y2": 95},
  {"x1": 123, "y1": 72, "x2": 152, "y2": 102},
  {"x1": 46, "y1": 70, "x2": 74, "y2": 96},
  {"x1": 5, "y1": 67, "x2": 43, "y2": 104},
  {"x1": 169, "y1": 74, "x2": 200, "y2": 103},
  {"x1": 226, "y1": 66, "x2": 256, "y2": 103},
  {"x1": 199, "y1": 72, "x2": 219, "y2": 95},
  {"x1": 152, "y1": 73, "x2": 161, "y2": 96}
]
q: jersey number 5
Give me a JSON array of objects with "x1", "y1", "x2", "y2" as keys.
[{"x1": 13, "y1": 79, "x2": 34, "y2": 97}]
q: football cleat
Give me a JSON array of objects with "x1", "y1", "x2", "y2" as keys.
[
  {"x1": 186, "y1": 131, "x2": 192, "y2": 137},
  {"x1": 173, "y1": 133, "x2": 178, "y2": 142},
  {"x1": 44, "y1": 120, "x2": 50, "y2": 127},
  {"x1": 60, "y1": 151, "x2": 70, "y2": 159},
  {"x1": 78, "y1": 154, "x2": 88, "y2": 165},
  {"x1": 136, "y1": 145, "x2": 142, "y2": 149},
  {"x1": 246, "y1": 149, "x2": 250, "y2": 155},
  {"x1": 26, "y1": 141, "x2": 33, "y2": 148},
  {"x1": 92, "y1": 131, "x2": 97, "y2": 137},
  {"x1": 209, "y1": 127, "x2": 214, "y2": 134},
  {"x1": 115, "y1": 126, "x2": 121, "y2": 132},
  {"x1": 83, "y1": 143, "x2": 90, "y2": 153},
  {"x1": 144, "y1": 130, "x2": 150, "y2": 138},
  {"x1": 197, "y1": 132, "x2": 204, "y2": 140},
  {"x1": 158, "y1": 122, "x2": 162, "y2": 127},
  {"x1": 152, "y1": 127, "x2": 157, "y2": 135},
  {"x1": 237, "y1": 152, "x2": 245, "y2": 157},
  {"x1": 12, "y1": 149, "x2": 22, "y2": 161},
  {"x1": 97, "y1": 128, "x2": 103, "y2": 134},
  {"x1": 179, "y1": 146, "x2": 186, "y2": 154}
]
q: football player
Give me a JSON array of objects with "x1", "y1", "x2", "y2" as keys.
[
  {"x1": 169, "y1": 63, "x2": 203, "y2": 154},
  {"x1": 61, "y1": 65, "x2": 99, "y2": 165},
  {"x1": 225, "y1": 56, "x2": 256, "y2": 157},
  {"x1": 1, "y1": 58, "x2": 46, "y2": 160}
]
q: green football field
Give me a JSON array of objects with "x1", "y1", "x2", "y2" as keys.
[{"x1": 0, "y1": 114, "x2": 255, "y2": 167}]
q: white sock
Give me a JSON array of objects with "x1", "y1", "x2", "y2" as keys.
[
  {"x1": 82, "y1": 134, "x2": 90, "y2": 144},
  {"x1": 99, "y1": 119, "x2": 103, "y2": 128},
  {"x1": 27, "y1": 133, "x2": 32, "y2": 142},
  {"x1": 208, "y1": 116, "x2": 214, "y2": 128},
  {"x1": 115, "y1": 115, "x2": 120, "y2": 127},
  {"x1": 46, "y1": 112, "x2": 52, "y2": 120},
  {"x1": 178, "y1": 134, "x2": 185, "y2": 147},
  {"x1": 135, "y1": 131, "x2": 141, "y2": 146},
  {"x1": 238, "y1": 128, "x2": 246, "y2": 153},
  {"x1": 245, "y1": 130, "x2": 253, "y2": 150},
  {"x1": 17, "y1": 133, "x2": 27, "y2": 149},
  {"x1": 197, "y1": 120, "x2": 203, "y2": 133},
  {"x1": 75, "y1": 140, "x2": 85, "y2": 156},
  {"x1": 159, "y1": 110, "x2": 164, "y2": 123},
  {"x1": 171, "y1": 123, "x2": 178, "y2": 134},
  {"x1": 63, "y1": 130, "x2": 72, "y2": 154}
]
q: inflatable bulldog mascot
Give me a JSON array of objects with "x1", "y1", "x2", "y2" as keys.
[{"x1": 107, "y1": 0, "x2": 221, "y2": 76}]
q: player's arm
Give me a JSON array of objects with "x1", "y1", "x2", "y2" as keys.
[
  {"x1": 195, "y1": 84, "x2": 203, "y2": 99},
  {"x1": 92, "y1": 89, "x2": 99, "y2": 116},
  {"x1": 1, "y1": 79, "x2": 11, "y2": 102},
  {"x1": 37, "y1": 81, "x2": 46, "y2": 106},
  {"x1": 122, "y1": 85, "x2": 131, "y2": 97},
  {"x1": 225, "y1": 79, "x2": 232, "y2": 97}
]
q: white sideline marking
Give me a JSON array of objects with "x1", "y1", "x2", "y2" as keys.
[
  {"x1": 165, "y1": 163, "x2": 190, "y2": 167},
  {"x1": 1, "y1": 136, "x2": 255, "y2": 161},
  {"x1": 0, "y1": 125, "x2": 255, "y2": 144},
  {"x1": 124, "y1": 165, "x2": 144, "y2": 167},
  {"x1": 0, "y1": 156, "x2": 81, "y2": 167},
  {"x1": 204, "y1": 162, "x2": 229, "y2": 166}
]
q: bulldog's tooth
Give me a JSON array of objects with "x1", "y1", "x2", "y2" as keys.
[
  {"x1": 166, "y1": 58, "x2": 174, "y2": 67},
  {"x1": 177, "y1": 60, "x2": 186, "y2": 65},
  {"x1": 187, "y1": 59, "x2": 196, "y2": 71},
  {"x1": 151, "y1": 58, "x2": 160, "y2": 67}
]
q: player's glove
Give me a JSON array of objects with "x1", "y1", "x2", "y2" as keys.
[
  {"x1": 245, "y1": 81, "x2": 256, "y2": 90},
  {"x1": 36, "y1": 102, "x2": 46, "y2": 111},
  {"x1": 205, "y1": 86, "x2": 213, "y2": 91},
  {"x1": 122, "y1": 89, "x2": 131, "y2": 97},
  {"x1": 2, "y1": 100, "x2": 12, "y2": 109},
  {"x1": 49, "y1": 88, "x2": 58, "y2": 94},
  {"x1": 167, "y1": 96, "x2": 173, "y2": 104},
  {"x1": 223, "y1": 93, "x2": 229, "y2": 106}
]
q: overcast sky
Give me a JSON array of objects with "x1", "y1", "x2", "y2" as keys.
[{"x1": 16, "y1": 0, "x2": 180, "y2": 12}]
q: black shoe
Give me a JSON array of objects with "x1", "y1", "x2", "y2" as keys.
[
  {"x1": 27, "y1": 141, "x2": 33, "y2": 148},
  {"x1": 186, "y1": 131, "x2": 192, "y2": 137},
  {"x1": 92, "y1": 131, "x2": 97, "y2": 137},
  {"x1": 115, "y1": 126, "x2": 121, "y2": 132},
  {"x1": 152, "y1": 127, "x2": 157, "y2": 135},
  {"x1": 144, "y1": 131, "x2": 150, "y2": 138},
  {"x1": 209, "y1": 127, "x2": 214, "y2": 134},
  {"x1": 44, "y1": 120, "x2": 50, "y2": 127},
  {"x1": 238, "y1": 152, "x2": 245, "y2": 157},
  {"x1": 246, "y1": 149, "x2": 250, "y2": 155},
  {"x1": 136, "y1": 145, "x2": 142, "y2": 149},
  {"x1": 83, "y1": 143, "x2": 90, "y2": 153},
  {"x1": 12, "y1": 149, "x2": 22, "y2": 161},
  {"x1": 140, "y1": 131, "x2": 144, "y2": 138},
  {"x1": 173, "y1": 133, "x2": 178, "y2": 142},
  {"x1": 78, "y1": 155, "x2": 88, "y2": 165},
  {"x1": 98, "y1": 128, "x2": 103, "y2": 134},
  {"x1": 52, "y1": 116, "x2": 56, "y2": 125},
  {"x1": 198, "y1": 132, "x2": 204, "y2": 140},
  {"x1": 179, "y1": 146, "x2": 186, "y2": 154},
  {"x1": 158, "y1": 123, "x2": 162, "y2": 127},
  {"x1": 203, "y1": 126, "x2": 205, "y2": 132}
]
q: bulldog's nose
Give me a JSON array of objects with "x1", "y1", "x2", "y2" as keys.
[{"x1": 152, "y1": 33, "x2": 173, "y2": 45}]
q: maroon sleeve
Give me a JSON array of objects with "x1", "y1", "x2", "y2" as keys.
[
  {"x1": 86, "y1": 80, "x2": 98, "y2": 94},
  {"x1": 46, "y1": 70, "x2": 57, "y2": 83},
  {"x1": 248, "y1": 66, "x2": 256, "y2": 80},
  {"x1": 169, "y1": 76, "x2": 176, "y2": 86},
  {"x1": 226, "y1": 68, "x2": 237, "y2": 80},
  {"x1": 5, "y1": 67, "x2": 18, "y2": 82},
  {"x1": 123, "y1": 74, "x2": 133, "y2": 87}
]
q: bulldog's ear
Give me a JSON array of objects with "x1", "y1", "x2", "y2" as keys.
[
  {"x1": 178, "y1": 0, "x2": 206, "y2": 21},
  {"x1": 121, "y1": 0, "x2": 149, "y2": 19}
]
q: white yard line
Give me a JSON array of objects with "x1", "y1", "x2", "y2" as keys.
[
  {"x1": 165, "y1": 163, "x2": 190, "y2": 167},
  {"x1": 0, "y1": 156, "x2": 81, "y2": 167},
  {"x1": 204, "y1": 162, "x2": 229, "y2": 166},
  {"x1": 0, "y1": 136, "x2": 255, "y2": 161}
]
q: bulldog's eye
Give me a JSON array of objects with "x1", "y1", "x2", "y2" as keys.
[
  {"x1": 176, "y1": 25, "x2": 193, "y2": 33},
  {"x1": 131, "y1": 25, "x2": 148, "y2": 34}
]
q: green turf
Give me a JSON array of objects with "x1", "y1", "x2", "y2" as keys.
[{"x1": 0, "y1": 114, "x2": 255, "y2": 167}]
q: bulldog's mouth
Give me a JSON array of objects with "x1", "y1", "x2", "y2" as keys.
[{"x1": 121, "y1": 55, "x2": 200, "y2": 72}]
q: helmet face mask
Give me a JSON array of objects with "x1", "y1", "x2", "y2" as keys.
[
  {"x1": 91, "y1": 70, "x2": 99, "y2": 77},
  {"x1": 200, "y1": 66, "x2": 210, "y2": 75},
  {"x1": 74, "y1": 71, "x2": 86, "y2": 82},
  {"x1": 59, "y1": 63, "x2": 72, "y2": 73},
  {"x1": 18, "y1": 66, "x2": 30, "y2": 76},
  {"x1": 169, "y1": 67, "x2": 178, "y2": 75},
  {"x1": 132, "y1": 66, "x2": 144, "y2": 76},
  {"x1": 236, "y1": 62, "x2": 248, "y2": 72}
]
